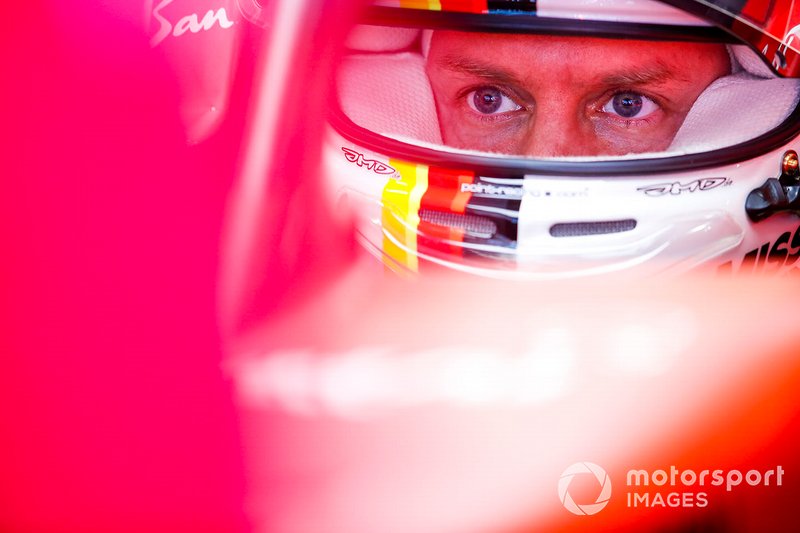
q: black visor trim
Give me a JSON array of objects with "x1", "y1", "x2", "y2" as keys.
[{"x1": 361, "y1": 6, "x2": 738, "y2": 44}]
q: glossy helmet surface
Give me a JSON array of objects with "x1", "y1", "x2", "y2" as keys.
[{"x1": 325, "y1": 0, "x2": 800, "y2": 278}]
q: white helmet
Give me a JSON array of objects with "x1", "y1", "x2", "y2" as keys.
[{"x1": 325, "y1": 0, "x2": 800, "y2": 279}]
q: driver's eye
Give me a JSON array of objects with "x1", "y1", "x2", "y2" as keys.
[
  {"x1": 602, "y1": 92, "x2": 659, "y2": 119},
  {"x1": 467, "y1": 86, "x2": 522, "y2": 115}
]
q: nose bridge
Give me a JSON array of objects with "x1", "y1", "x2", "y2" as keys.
[{"x1": 524, "y1": 95, "x2": 589, "y2": 158}]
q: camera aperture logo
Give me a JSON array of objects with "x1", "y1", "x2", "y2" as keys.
[{"x1": 558, "y1": 462, "x2": 612, "y2": 515}]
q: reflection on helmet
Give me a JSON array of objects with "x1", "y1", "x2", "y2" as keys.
[{"x1": 326, "y1": 0, "x2": 800, "y2": 278}]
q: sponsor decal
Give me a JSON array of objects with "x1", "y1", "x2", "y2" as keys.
[
  {"x1": 526, "y1": 187, "x2": 589, "y2": 198},
  {"x1": 775, "y1": 4, "x2": 800, "y2": 72},
  {"x1": 342, "y1": 147, "x2": 396, "y2": 175},
  {"x1": 460, "y1": 181, "x2": 524, "y2": 198},
  {"x1": 718, "y1": 223, "x2": 800, "y2": 274},
  {"x1": 776, "y1": 24, "x2": 800, "y2": 69},
  {"x1": 149, "y1": 0, "x2": 235, "y2": 47}
]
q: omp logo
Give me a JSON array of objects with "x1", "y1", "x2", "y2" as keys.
[
  {"x1": 558, "y1": 462, "x2": 612, "y2": 516},
  {"x1": 341, "y1": 147, "x2": 396, "y2": 175},
  {"x1": 638, "y1": 177, "x2": 730, "y2": 197},
  {"x1": 150, "y1": 0, "x2": 235, "y2": 47}
]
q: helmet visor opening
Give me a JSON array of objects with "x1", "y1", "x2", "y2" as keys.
[{"x1": 334, "y1": 7, "x2": 800, "y2": 165}]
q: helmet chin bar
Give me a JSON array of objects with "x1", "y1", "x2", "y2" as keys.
[{"x1": 746, "y1": 150, "x2": 800, "y2": 222}]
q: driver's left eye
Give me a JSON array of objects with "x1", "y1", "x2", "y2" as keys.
[{"x1": 602, "y1": 92, "x2": 659, "y2": 119}]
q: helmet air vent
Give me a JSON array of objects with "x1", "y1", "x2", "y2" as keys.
[
  {"x1": 549, "y1": 219, "x2": 637, "y2": 238},
  {"x1": 419, "y1": 209, "x2": 497, "y2": 239}
]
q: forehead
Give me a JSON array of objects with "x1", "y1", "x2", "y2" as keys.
[{"x1": 427, "y1": 31, "x2": 726, "y2": 85}]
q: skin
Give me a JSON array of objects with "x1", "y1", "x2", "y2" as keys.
[{"x1": 425, "y1": 32, "x2": 731, "y2": 157}]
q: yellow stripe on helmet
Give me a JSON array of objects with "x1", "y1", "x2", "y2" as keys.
[
  {"x1": 381, "y1": 160, "x2": 429, "y2": 273},
  {"x1": 399, "y1": 0, "x2": 442, "y2": 10}
]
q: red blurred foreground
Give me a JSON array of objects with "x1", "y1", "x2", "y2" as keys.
[{"x1": 229, "y1": 271, "x2": 800, "y2": 533}]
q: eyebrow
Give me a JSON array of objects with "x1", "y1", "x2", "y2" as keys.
[
  {"x1": 600, "y1": 63, "x2": 688, "y2": 87},
  {"x1": 436, "y1": 55, "x2": 525, "y2": 86},
  {"x1": 436, "y1": 54, "x2": 689, "y2": 88}
]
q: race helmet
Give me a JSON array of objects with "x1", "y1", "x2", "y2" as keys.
[{"x1": 325, "y1": 0, "x2": 800, "y2": 279}]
